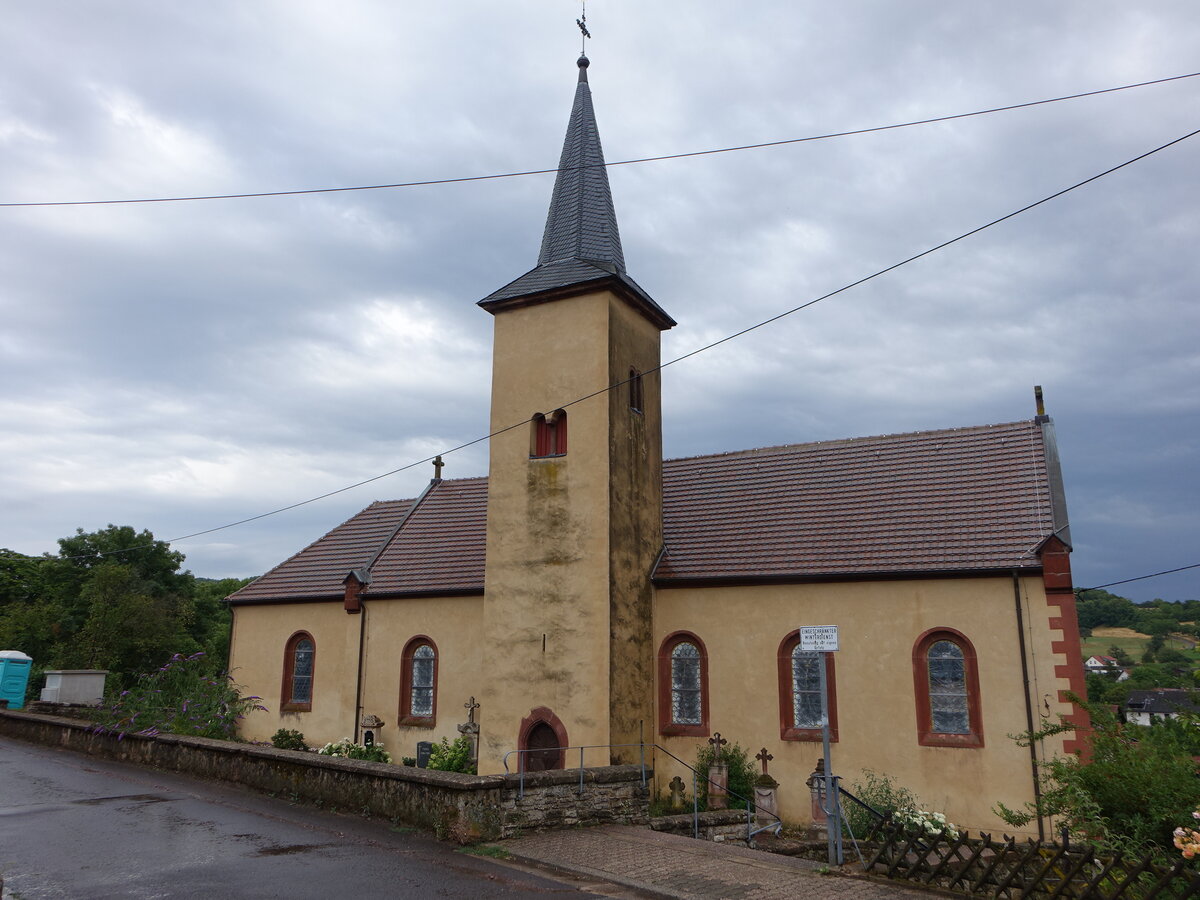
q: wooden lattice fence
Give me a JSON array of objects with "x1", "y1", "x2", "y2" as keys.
[{"x1": 863, "y1": 822, "x2": 1200, "y2": 899}]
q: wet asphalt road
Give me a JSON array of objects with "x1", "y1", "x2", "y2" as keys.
[{"x1": 0, "y1": 736, "x2": 606, "y2": 899}]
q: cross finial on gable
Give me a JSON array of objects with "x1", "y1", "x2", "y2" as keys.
[{"x1": 432, "y1": 455, "x2": 444, "y2": 480}]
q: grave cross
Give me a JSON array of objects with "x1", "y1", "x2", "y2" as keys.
[
  {"x1": 756, "y1": 747, "x2": 774, "y2": 777},
  {"x1": 708, "y1": 732, "x2": 728, "y2": 763}
]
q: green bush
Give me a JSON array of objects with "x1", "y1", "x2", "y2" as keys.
[
  {"x1": 427, "y1": 736, "x2": 476, "y2": 774},
  {"x1": 844, "y1": 770, "x2": 920, "y2": 838},
  {"x1": 693, "y1": 740, "x2": 756, "y2": 811},
  {"x1": 271, "y1": 728, "x2": 308, "y2": 751},
  {"x1": 90, "y1": 651, "x2": 265, "y2": 741},
  {"x1": 996, "y1": 700, "x2": 1200, "y2": 860},
  {"x1": 318, "y1": 738, "x2": 392, "y2": 763}
]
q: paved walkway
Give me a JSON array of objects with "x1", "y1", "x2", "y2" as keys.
[{"x1": 502, "y1": 826, "x2": 931, "y2": 900}]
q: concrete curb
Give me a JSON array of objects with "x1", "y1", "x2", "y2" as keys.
[{"x1": 499, "y1": 847, "x2": 686, "y2": 899}]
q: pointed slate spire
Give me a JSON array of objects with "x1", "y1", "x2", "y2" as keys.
[
  {"x1": 537, "y1": 55, "x2": 625, "y2": 273},
  {"x1": 479, "y1": 57, "x2": 674, "y2": 330}
]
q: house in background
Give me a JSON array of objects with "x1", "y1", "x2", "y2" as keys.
[
  {"x1": 1125, "y1": 689, "x2": 1199, "y2": 726},
  {"x1": 1085, "y1": 654, "x2": 1120, "y2": 673},
  {"x1": 227, "y1": 54, "x2": 1088, "y2": 834}
]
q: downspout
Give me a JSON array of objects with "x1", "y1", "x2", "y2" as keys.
[
  {"x1": 1012, "y1": 569, "x2": 1045, "y2": 842},
  {"x1": 354, "y1": 598, "x2": 367, "y2": 743},
  {"x1": 350, "y1": 473, "x2": 442, "y2": 745}
]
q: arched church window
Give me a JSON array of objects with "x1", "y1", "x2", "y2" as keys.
[
  {"x1": 531, "y1": 410, "x2": 568, "y2": 458},
  {"x1": 913, "y1": 628, "x2": 983, "y2": 747},
  {"x1": 657, "y1": 632, "x2": 708, "y2": 736},
  {"x1": 777, "y1": 631, "x2": 837, "y2": 741},
  {"x1": 281, "y1": 632, "x2": 314, "y2": 712},
  {"x1": 399, "y1": 637, "x2": 438, "y2": 726}
]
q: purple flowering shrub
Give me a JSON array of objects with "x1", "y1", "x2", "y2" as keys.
[{"x1": 91, "y1": 651, "x2": 267, "y2": 741}]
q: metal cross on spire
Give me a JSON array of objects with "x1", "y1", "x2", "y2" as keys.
[{"x1": 576, "y1": 0, "x2": 591, "y2": 55}]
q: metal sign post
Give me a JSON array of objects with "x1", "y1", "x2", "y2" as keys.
[{"x1": 801, "y1": 625, "x2": 842, "y2": 866}]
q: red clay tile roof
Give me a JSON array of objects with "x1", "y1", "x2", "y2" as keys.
[
  {"x1": 656, "y1": 420, "x2": 1053, "y2": 582},
  {"x1": 228, "y1": 420, "x2": 1056, "y2": 605},
  {"x1": 227, "y1": 499, "x2": 416, "y2": 603},
  {"x1": 367, "y1": 477, "x2": 487, "y2": 594}
]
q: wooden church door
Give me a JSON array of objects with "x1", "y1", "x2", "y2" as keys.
[{"x1": 523, "y1": 721, "x2": 564, "y2": 772}]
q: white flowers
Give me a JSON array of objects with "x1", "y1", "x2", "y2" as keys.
[
  {"x1": 317, "y1": 737, "x2": 392, "y2": 763},
  {"x1": 893, "y1": 807, "x2": 960, "y2": 839}
]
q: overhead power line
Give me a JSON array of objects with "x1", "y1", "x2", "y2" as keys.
[
  {"x1": 1079, "y1": 563, "x2": 1200, "y2": 592},
  {"x1": 1, "y1": 71, "x2": 1197, "y2": 209},
  {"x1": 20, "y1": 121, "x2": 1200, "y2": 566}
]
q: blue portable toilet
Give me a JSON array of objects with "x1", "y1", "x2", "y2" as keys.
[{"x1": 0, "y1": 650, "x2": 33, "y2": 710}]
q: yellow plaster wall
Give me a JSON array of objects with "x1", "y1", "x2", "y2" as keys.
[
  {"x1": 652, "y1": 576, "x2": 1077, "y2": 835},
  {"x1": 229, "y1": 601, "x2": 361, "y2": 746},
  {"x1": 480, "y1": 291, "x2": 616, "y2": 772},
  {"x1": 229, "y1": 595, "x2": 484, "y2": 755},
  {"x1": 355, "y1": 595, "x2": 483, "y2": 761}
]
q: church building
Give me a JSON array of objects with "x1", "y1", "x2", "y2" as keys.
[{"x1": 227, "y1": 55, "x2": 1087, "y2": 833}]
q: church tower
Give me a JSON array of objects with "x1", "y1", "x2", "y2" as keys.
[{"x1": 477, "y1": 56, "x2": 675, "y2": 773}]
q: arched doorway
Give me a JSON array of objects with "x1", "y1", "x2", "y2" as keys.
[{"x1": 518, "y1": 706, "x2": 568, "y2": 772}]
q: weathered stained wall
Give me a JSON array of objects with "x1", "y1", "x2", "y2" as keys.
[
  {"x1": 479, "y1": 289, "x2": 616, "y2": 772},
  {"x1": 651, "y1": 575, "x2": 1078, "y2": 835},
  {"x1": 605, "y1": 296, "x2": 663, "y2": 761}
]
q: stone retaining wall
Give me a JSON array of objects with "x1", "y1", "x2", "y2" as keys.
[
  {"x1": 651, "y1": 809, "x2": 755, "y2": 845},
  {"x1": 0, "y1": 709, "x2": 649, "y2": 841}
]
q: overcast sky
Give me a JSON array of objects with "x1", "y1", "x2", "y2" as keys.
[{"x1": 1, "y1": 2, "x2": 1197, "y2": 602}]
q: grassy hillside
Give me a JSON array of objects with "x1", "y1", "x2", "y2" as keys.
[{"x1": 1081, "y1": 627, "x2": 1198, "y2": 663}]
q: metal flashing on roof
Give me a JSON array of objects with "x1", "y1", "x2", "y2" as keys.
[
  {"x1": 479, "y1": 262, "x2": 675, "y2": 329},
  {"x1": 1038, "y1": 416, "x2": 1072, "y2": 549}
]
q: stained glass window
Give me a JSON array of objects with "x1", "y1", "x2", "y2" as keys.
[
  {"x1": 671, "y1": 642, "x2": 702, "y2": 725},
  {"x1": 927, "y1": 640, "x2": 968, "y2": 734},
  {"x1": 792, "y1": 648, "x2": 823, "y2": 729},
  {"x1": 410, "y1": 644, "x2": 435, "y2": 718},
  {"x1": 291, "y1": 638, "x2": 314, "y2": 705}
]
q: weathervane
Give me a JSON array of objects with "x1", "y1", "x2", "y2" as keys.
[{"x1": 577, "y1": 1, "x2": 591, "y2": 55}]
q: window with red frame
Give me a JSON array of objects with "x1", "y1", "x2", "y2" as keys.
[
  {"x1": 657, "y1": 632, "x2": 709, "y2": 736},
  {"x1": 777, "y1": 631, "x2": 838, "y2": 741},
  {"x1": 531, "y1": 410, "x2": 567, "y2": 457},
  {"x1": 399, "y1": 637, "x2": 438, "y2": 726},
  {"x1": 912, "y1": 628, "x2": 983, "y2": 748},
  {"x1": 281, "y1": 632, "x2": 314, "y2": 712}
]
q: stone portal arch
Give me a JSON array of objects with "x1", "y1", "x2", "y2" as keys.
[{"x1": 517, "y1": 706, "x2": 568, "y2": 772}]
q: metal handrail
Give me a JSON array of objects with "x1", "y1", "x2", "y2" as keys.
[{"x1": 502, "y1": 743, "x2": 649, "y2": 799}]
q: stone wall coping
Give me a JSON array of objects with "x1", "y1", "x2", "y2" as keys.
[
  {"x1": 652, "y1": 809, "x2": 749, "y2": 828},
  {"x1": 502, "y1": 764, "x2": 649, "y2": 789},
  {"x1": 0, "y1": 709, "x2": 507, "y2": 791}
]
